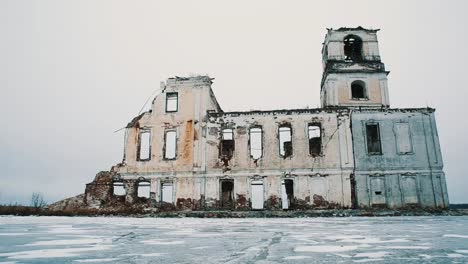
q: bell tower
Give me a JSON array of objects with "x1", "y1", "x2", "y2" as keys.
[{"x1": 320, "y1": 27, "x2": 390, "y2": 108}]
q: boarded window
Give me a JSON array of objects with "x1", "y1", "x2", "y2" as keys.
[
  {"x1": 220, "y1": 180, "x2": 234, "y2": 209},
  {"x1": 351, "y1": 80, "x2": 366, "y2": 99},
  {"x1": 395, "y1": 123, "x2": 413, "y2": 154},
  {"x1": 113, "y1": 182, "x2": 125, "y2": 196},
  {"x1": 138, "y1": 130, "x2": 151, "y2": 161},
  {"x1": 165, "y1": 92, "x2": 178, "y2": 112},
  {"x1": 370, "y1": 177, "x2": 386, "y2": 205},
  {"x1": 281, "y1": 179, "x2": 294, "y2": 209},
  {"x1": 161, "y1": 182, "x2": 174, "y2": 203},
  {"x1": 220, "y1": 129, "x2": 235, "y2": 160},
  {"x1": 249, "y1": 127, "x2": 262, "y2": 159},
  {"x1": 344, "y1": 35, "x2": 363, "y2": 62},
  {"x1": 164, "y1": 130, "x2": 177, "y2": 159},
  {"x1": 402, "y1": 176, "x2": 418, "y2": 204},
  {"x1": 137, "y1": 182, "x2": 150, "y2": 198},
  {"x1": 366, "y1": 123, "x2": 382, "y2": 154},
  {"x1": 251, "y1": 180, "x2": 264, "y2": 210},
  {"x1": 279, "y1": 126, "x2": 292, "y2": 158},
  {"x1": 308, "y1": 124, "x2": 321, "y2": 157}
]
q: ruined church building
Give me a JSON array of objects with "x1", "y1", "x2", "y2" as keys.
[{"x1": 85, "y1": 27, "x2": 449, "y2": 210}]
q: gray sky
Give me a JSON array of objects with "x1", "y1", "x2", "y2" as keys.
[{"x1": 1, "y1": 0, "x2": 468, "y2": 204}]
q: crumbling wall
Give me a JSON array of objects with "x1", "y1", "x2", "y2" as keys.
[{"x1": 84, "y1": 171, "x2": 113, "y2": 208}]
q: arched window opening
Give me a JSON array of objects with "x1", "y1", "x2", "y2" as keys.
[
  {"x1": 344, "y1": 35, "x2": 363, "y2": 62},
  {"x1": 351, "y1": 81, "x2": 366, "y2": 99}
]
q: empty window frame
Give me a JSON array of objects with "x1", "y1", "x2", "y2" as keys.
[
  {"x1": 138, "y1": 130, "x2": 151, "y2": 161},
  {"x1": 344, "y1": 35, "x2": 363, "y2": 61},
  {"x1": 308, "y1": 124, "x2": 322, "y2": 157},
  {"x1": 351, "y1": 80, "x2": 367, "y2": 99},
  {"x1": 165, "y1": 92, "x2": 178, "y2": 112},
  {"x1": 161, "y1": 182, "x2": 174, "y2": 203},
  {"x1": 137, "y1": 182, "x2": 150, "y2": 198},
  {"x1": 220, "y1": 180, "x2": 234, "y2": 209},
  {"x1": 366, "y1": 123, "x2": 382, "y2": 154},
  {"x1": 395, "y1": 123, "x2": 413, "y2": 154},
  {"x1": 279, "y1": 125, "x2": 292, "y2": 158},
  {"x1": 249, "y1": 127, "x2": 263, "y2": 159},
  {"x1": 113, "y1": 182, "x2": 126, "y2": 196},
  {"x1": 281, "y1": 179, "x2": 294, "y2": 210},
  {"x1": 251, "y1": 180, "x2": 264, "y2": 210},
  {"x1": 220, "y1": 128, "x2": 235, "y2": 160},
  {"x1": 164, "y1": 130, "x2": 177, "y2": 159}
]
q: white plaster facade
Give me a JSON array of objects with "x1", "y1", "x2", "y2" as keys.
[{"x1": 85, "y1": 27, "x2": 449, "y2": 210}]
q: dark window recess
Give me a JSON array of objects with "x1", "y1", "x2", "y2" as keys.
[
  {"x1": 351, "y1": 81, "x2": 367, "y2": 99},
  {"x1": 220, "y1": 180, "x2": 234, "y2": 209},
  {"x1": 351, "y1": 81, "x2": 366, "y2": 99},
  {"x1": 308, "y1": 124, "x2": 322, "y2": 157},
  {"x1": 375, "y1": 191, "x2": 382, "y2": 195},
  {"x1": 344, "y1": 35, "x2": 363, "y2": 62},
  {"x1": 366, "y1": 123, "x2": 382, "y2": 154},
  {"x1": 220, "y1": 129, "x2": 235, "y2": 163},
  {"x1": 165, "y1": 92, "x2": 178, "y2": 112},
  {"x1": 284, "y1": 179, "x2": 294, "y2": 208},
  {"x1": 279, "y1": 126, "x2": 292, "y2": 158}
]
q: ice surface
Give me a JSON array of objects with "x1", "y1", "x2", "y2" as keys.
[{"x1": 0, "y1": 216, "x2": 467, "y2": 263}]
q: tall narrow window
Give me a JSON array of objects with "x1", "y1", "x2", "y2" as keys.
[
  {"x1": 395, "y1": 123, "x2": 413, "y2": 154},
  {"x1": 251, "y1": 180, "x2": 264, "y2": 210},
  {"x1": 166, "y1": 92, "x2": 178, "y2": 112},
  {"x1": 279, "y1": 125, "x2": 292, "y2": 158},
  {"x1": 344, "y1": 35, "x2": 363, "y2": 62},
  {"x1": 220, "y1": 128, "x2": 235, "y2": 160},
  {"x1": 351, "y1": 80, "x2": 366, "y2": 99},
  {"x1": 366, "y1": 123, "x2": 382, "y2": 154},
  {"x1": 249, "y1": 127, "x2": 262, "y2": 159},
  {"x1": 220, "y1": 180, "x2": 234, "y2": 209},
  {"x1": 308, "y1": 124, "x2": 322, "y2": 157},
  {"x1": 161, "y1": 182, "x2": 174, "y2": 203},
  {"x1": 164, "y1": 130, "x2": 177, "y2": 159},
  {"x1": 138, "y1": 130, "x2": 151, "y2": 161}
]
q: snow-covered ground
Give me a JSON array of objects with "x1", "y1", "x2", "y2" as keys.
[{"x1": 0, "y1": 216, "x2": 468, "y2": 263}]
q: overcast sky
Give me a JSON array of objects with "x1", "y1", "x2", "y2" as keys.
[{"x1": 1, "y1": 0, "x2": 468, "y2": 205}]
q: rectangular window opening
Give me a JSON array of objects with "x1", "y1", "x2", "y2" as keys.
[
  {"x1": 137, "y1": 182, "x2": 150, "y2": 198},
  {"x1": 164, "y1": 130, "x2": 177, "y2": 160},
  {"x1": 220, "y1": 129, "x2": 235, "y2": 161},
  {"x1": 366, "y1": 123, "x2": 382, "y2": 154},
  {"x1": 279, "y1": 126, "x2": 292, "y2": 158},
  {"x1": 251, "y1": 180, "x2": 264, "y2": 210},
  {"x1": 165, "y1": 92, "x2": 178, "y2": 112},
  {"x1": 250, "y1": 127, "x2": 263, "y2": 159},
  {"x1": 281, "y1": 179, "x2": 294, "y2": 209},
  {"x1": 308, "y1": 124, "x2": 322, "y2": 157},
  {"x1": 138, "y1": 130, "x2": 151, "y2": 161},
  {"x1": 220, "y1": 180, "x2": 234, "y2": 209},
  {"x1": 161, "y1": 182, "x2": 174, "y2": 203},
  {"x1": 113, "y1": 182, "x2": 125, "y2": 196}
]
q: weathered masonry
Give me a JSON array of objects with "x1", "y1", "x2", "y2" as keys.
[{"x1": 85, "y1": 27, "x2": 449, "y2": 210}]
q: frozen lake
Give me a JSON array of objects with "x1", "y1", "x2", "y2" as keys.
[{"x1": 1, "y1": 216, "x2": 468, "y2": 263}]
